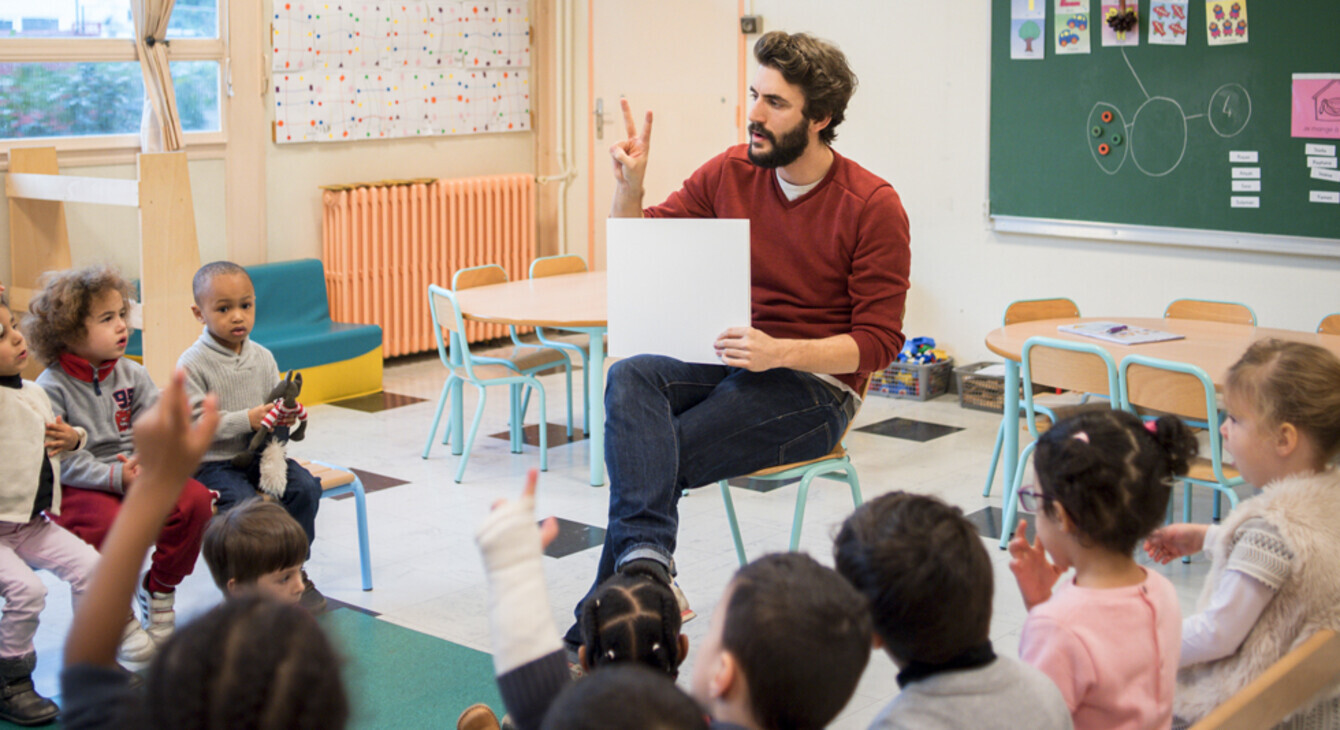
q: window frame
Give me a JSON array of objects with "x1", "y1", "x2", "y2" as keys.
[{"x1": 0, "y1": 4, "x2": 230, "y2": 168}]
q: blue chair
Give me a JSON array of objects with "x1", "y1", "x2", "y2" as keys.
[
  {"x1": 999, "y1": 337, "x2": 1121, "y2": 549},
  {"x1": 422, "y1": 282, "x2": 551, "y2": 482},
  {"x1": 983, "y1": 298, "x2": 1082, "y2": 498},
  {"x1": 302, "y1": 459, "x2": 372, "y2": 591},
  {"x1": 1119, "y1": 355, "x2": 1244, "y2": 541},
  {"x1": 529, "y1": 254, "x2": 593, "y2": 437}
]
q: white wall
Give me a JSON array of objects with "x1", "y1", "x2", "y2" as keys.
[{"x1": 750, "y1": 0, "x2": 1340, "y2": 364}]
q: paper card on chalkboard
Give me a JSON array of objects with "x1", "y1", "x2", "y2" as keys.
[
  {"x1": 1149, "y1": 0, "x2": 1189, "y2": 45},
  {"x1": 1307, "y1": 157, "x2": 1339, "y2": 169},
  {"x1": 1307, "y1": 144, "x2": 1337, "y2": 157},
  {"x1": 1101, "y1": 3, "x2": 1140, "y2": 46},
  {"x1": 1312, "y1": 191, "x2": 1340, "y2": 204},
  {"x1": 1313, "y1": 168, "x2": 1340, "y2": 183},
  {"x1": 1292, "y1": 75, "x2": 1340, "y2": 139},
  {"x1": 1056, "y1": 0, "x2": 1092, "y2": 54},
  {"x1": 1206, "y1": 1, "x2": 1248, "y2": 45},
  {"x1": 1232, "y1": 180, "x2": 1261, "y2": 192},
  {"x1": 1012, "y1": 0, "x2": 1047, "y2": 60}
]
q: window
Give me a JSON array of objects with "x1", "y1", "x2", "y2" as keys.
[{"x1": 0, "y1": 0, "x2": 226, "y2": 151}]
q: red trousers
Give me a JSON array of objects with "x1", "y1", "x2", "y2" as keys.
[{"x1": 51, "y1": 480, "x2": 214, "y2": 592}]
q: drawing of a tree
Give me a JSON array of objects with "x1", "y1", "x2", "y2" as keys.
[{"x1": 1020, "y1": 20, "x2": 1041, "y2": 52}]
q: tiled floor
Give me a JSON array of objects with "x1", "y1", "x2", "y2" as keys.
[{"x1": 28, "y1": 353, "x2": 1232, "y2": 727}]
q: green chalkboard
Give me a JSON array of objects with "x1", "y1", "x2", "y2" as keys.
[{"x1": 989, "y1": 0, "x2": 1340, "y2": 244}]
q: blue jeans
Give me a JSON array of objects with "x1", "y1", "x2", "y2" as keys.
[
  {"x1": 563, "y1": 355, "x2": 851, "y2": 645},
  {"x1": 194, "y1": 455, "x2": 321, "y2": 547}
]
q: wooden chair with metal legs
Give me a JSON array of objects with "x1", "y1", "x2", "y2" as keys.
[
  {"x1": 983, "y1": 298, "x2": 1082, "y2": 498},
  {"x1": 529, "y1": 254, "x2": 593, "y2": 436},
  {"x1": 999, "y1": 337, "x2": 1121, "y2": 550},
  {"x1": 1188, "y1": 630, "x2": 1340, "y2": 730},
  {"x1": 1164, "y1": 298, "x2": 1258, "y2": 326},
  {"x1": 717, "y1": 383, "x2": 868, "y2": 567},
  {"x1": 1318, "y1": 313, "x2": 1340, "y2": 335}
]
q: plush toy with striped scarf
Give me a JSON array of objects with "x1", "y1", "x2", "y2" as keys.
[{"x1": 231, "y1": 371, "x2": 309, "y2": 498}]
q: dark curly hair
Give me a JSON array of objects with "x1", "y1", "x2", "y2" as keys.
[
  {"x1": 22, "y1": 265, "x2": 133, "y2": 366},
  {"x1": 579, "y1": 572, "x2": 683, "y2": 677},
  {"x1": 540, "y1": 663, "x2": 708, "y2": 730},
  {"x1": 1034, "y1": 410, "x2": 1197, "y2": 555},
  {"x1": 834, "y1": 492, "x2": 993, "y2": 664},
  {"x1": 145, "y1": 593, "x2": 348, "y2": 729},
  {"x1": 753, "y1": 31, "x2": 857, "y2": 145}
]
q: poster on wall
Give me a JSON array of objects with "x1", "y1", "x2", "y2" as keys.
[
  {"x1": 272, "y1": 1, "x2": 531, "y2": 143},
  {"x1": 1100, "y1": 2, "x2": 1139, "y2": 46},
  {"x1": 1148, "y1": 0, "x2": 1189, "y2": 45},
  {"x1": 1292, "y1": 74, "x2": 1340, "y2": 140},
  {"x1": 1055, "y1": 0, "x2": 1091, "y2": 55},
  {"x1": 1011, "y1": 0, "x2": 1046, "y2": 60},
  {"x1": 1205, "y1": 0, "x2": 1247, "y2": 45}
]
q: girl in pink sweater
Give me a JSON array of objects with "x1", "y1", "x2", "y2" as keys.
[{"x1": 1009, "y1": 410, "x2": 1195, "y2": 730}]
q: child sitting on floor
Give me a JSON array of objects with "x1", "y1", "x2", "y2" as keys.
[
  {"x1": 1009, "y1": 409, "x2": 1195, "y2": 730},
  {"x1": 476, "y1": 470, "x2": 871, "y2": 730},
  {"x1": 833, "y1": 491, "x2": 1072, "y2": 729},
  {"x1": 201, "y1": 498, "x2": 309, "y2": 605},
  {"x1": 0, "y1": 293, "x2": 100, "y2": 725},
  {"x1": 58, "y1": 369, "x2": 348, "y2": 730},
  {"x1": 177, "y1": 261, "x2": 325, "y2": 611},
  {"x1": 1144, "y1": 339, "x2": 1340, "y2": 728},
  {"x1": 26, "y1": 265, "x2": 214, "y2": 656}
]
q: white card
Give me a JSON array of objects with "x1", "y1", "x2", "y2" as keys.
[
  {"x1": 1232, "y1": 180, "x2": 1261, "y2": 192},
  {"x1": 1310, "y1": 191, "x2": 1340, "y2": 204},
  {"x1": 1307, "y1": 157, "x2": 1338, "y2": 169},
  {"x1": 1312, "y1": 168, "x2": 1340, "y2": 183},
  {"x1": 1305, "y1": 144, "x2": 1336, "y2": 157},
  {"x1": 607, "y1": 218, "x2": 751, "y2": 364},
  {"x1": 1231, "y1": 167, "x2": 1261, "y2": 179},
  {"x1": 1229, "y1": 151, "x2": 1258, "y2": 163},
  {"x1": 127, "y1": 299, "x2": 144, "y2": 330},
  {"x1": 1231, "y1": 196, "x2": 1260, "y2": 208}
]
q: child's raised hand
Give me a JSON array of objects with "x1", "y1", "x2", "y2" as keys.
[
  {"x1": 1008, "y1": 522, "x2": 1064, "y2": 610},
  {"x1": 1143, "y1": 523, "x2": 1209, "y2": 564},
  {"x1": 44, "y1": 416, "x2": 81, "y2": 456},
  {"x1": 130, "y1": 370, "x2": 219, "y2": 504}
]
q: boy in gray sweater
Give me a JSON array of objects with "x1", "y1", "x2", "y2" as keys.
[
  {"x1": 177, "y1": 261, "x2": 324, "y2": 611},
  {"x1": 833, "y1": 492, "x2": 1073, "y2": 730}
]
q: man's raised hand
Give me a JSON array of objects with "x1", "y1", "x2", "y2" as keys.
[{"x1": 610, "y1": 98, "x2": 652, "y2": 192}]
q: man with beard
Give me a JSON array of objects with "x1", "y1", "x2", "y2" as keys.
[{"x1": 564, "y1": 31, "x2": 910, "y2": 650}]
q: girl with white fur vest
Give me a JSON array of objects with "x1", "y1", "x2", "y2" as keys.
[{"x1": 1145, "y1": 339, "x2": 1340, "y2": 729}]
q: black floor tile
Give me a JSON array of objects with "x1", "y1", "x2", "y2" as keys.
[
  {"x1": 856, "y1": 417, "x2": 963, "y2": 442},
  {"x1": 324, "y1": 598, "x2": 381, "y2": 617},
  {"x1": 543, "y1": 517, "x2": 606, "y2": 559},
  {"x1": 329, "y1": 391, "x2": 428, "y2": 413},
  {"x1": 489, "y1": 423, "x2": 587, "y2": 446},
  {"x1": 328, "y1": 468, "x2": 410, "y2": 500},
  {"x1": 964, "y1": 506, "x2": 1034, "y2": 544}
]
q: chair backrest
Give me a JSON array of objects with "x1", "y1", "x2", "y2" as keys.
[
  {"x1": 1119, "y1": 354, "x2": 1235, "y2": 483},
  {"x1": 530, "y1": 254, "x2": 588, "y2": 279},
  {"x1": 1189, "y1": 630, "x2": 1340, "y2": 730},
  {"x1": 1003, "y1": 297, "x2": 1081, "y2": 325},
  {"x1": 1019, "y1": 337, "x2": 1120, "y2": 438},
  {"x1": 1164, "y1": 298, "x2": 1257, "y2": 326},
  {"x1": 1318, "y1": 313, "x2": 1340, "y2": 335},
  {"x1": 453, "y1": 264, "x2": 508, "y2": 291},
  {"x1": 427, "y1": 284, "x2": 463, "y2": 336}
]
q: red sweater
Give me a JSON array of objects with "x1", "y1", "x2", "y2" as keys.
[{"x1": 645, "y1": 145, "x2": 911, "y2": 392}]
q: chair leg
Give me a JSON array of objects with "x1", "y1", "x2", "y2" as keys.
[
  {"x1": 1212, "y1": 490, "x2": 1222, "y2": 522},
  {"x1": 719, "y1": 480, "x2": 748, "y2": 567},
  {"x1": 998, "y1": 442, "x2": 1035, "y2": 550},
  {"x1": 510, "y1": 384, "x2": 524, "y2": 454},
  {"x1": 579, "y1": 349, "x2": 591, "y2": 437},
  {"x1": 564, "y1": 361, "x2": 574, "y2": 440},
  {"x1": 456, "y1": 387, "x2": 488, "y2": 483},
  {"x1": 848, "y1": 466, "x2": 863, "y2": 508},
  {"x1": 351, "y1": 477, "x2": 373, "y2": 590},
  {"x1": 983, "y1": 417, "x2": 1006, "y2": 497},
  {"x1": 423, "y1": 378, "x2": 451, "y2": 459},
  {"x1": 789, "y1": 473, "x2": 818, "y2": 552},
  {"x1": 1183, "y1": 480, "x2": 1193, "y2": 563},
  {"x1": 536, "y1": 382, "x2": 548, "y2": 472}
]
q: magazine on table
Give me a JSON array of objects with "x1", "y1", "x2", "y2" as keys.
[{"x1": 1057, "y1": 321, "x2": 1185, "y2": 345}]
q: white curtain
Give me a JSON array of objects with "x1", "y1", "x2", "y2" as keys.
[{"x1": 133, "y1": 0, "x2": 184, "y2": 152}]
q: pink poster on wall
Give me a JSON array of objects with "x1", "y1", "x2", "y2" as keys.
[{"x1": 1292, "y1": 74, "x2": 1340, "y2": 139}]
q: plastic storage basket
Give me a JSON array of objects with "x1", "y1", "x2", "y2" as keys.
[
  {"x1": 954, "y1": 361, "x2": 1046, "y2": 412},
  {"x1": 870, "y1": 358, "x2": 954, "y2": 400}
]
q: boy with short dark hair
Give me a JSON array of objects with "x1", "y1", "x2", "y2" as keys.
[
  {"x1": 177, "y1": 261, "x2": 324, "y2": 610},
  {"x1": 201, "y1": 498, "x2": 309, "y2": 604},
  {"x1": 833, "y1": 492, "x2": 1072, "y2": 730}
]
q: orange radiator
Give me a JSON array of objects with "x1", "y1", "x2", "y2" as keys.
[{"x1": 322, "y1": 175, "x2": 535, "y2": 357}]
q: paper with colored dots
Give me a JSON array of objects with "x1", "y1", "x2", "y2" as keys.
[{"x1": 272, "y1": 1, "x2": 530, "y2": 143}]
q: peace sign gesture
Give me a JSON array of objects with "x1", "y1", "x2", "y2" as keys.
[{"x1": 610, "y1": 98, "x2": 653, "y2": 199}]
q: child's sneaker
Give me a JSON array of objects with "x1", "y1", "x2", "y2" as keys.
[
  {"x1": 672, "y1": 580, "x2": 695, "y2": 624},
  {"x1": 118, "y1": 616, "x2": 156, "y2": 663},
  {"x1": 136, "y1": 581, "x2": 176, "y2": 643}
]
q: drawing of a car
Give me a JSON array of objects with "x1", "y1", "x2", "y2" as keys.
[
  {"x1": 1067, "y1": 14, "x2": 1088, "y2": 30},
  {"x1": 1059, "y1": 29, "x2": 1080, "y2": 46}
]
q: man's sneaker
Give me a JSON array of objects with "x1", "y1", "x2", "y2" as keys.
[
  {"x1": 136, "y1": 581, "x2": 176, "y2": 644},
  {"x1": 117, "y1": 617, "x2": 156, "y2": 663},
  {"x1": 618, "y1": 558, "x2": 672, "y2": 587},
  {"x1": 300, "y1": 570, "x2": 328, "y2": 614},
  {"x1": 671, "y1": 580, "x2": 696, "y2": 624},
  {"x1": 456, "y1": 703, "x2": 501, "y2": 730},
  {"x1": 0, "y1": 674, "x2": 59, "y2": 726}
]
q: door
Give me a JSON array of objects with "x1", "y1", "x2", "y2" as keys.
[{"x1": 588, "y1": 0, "x2": 741, "y2": 269}]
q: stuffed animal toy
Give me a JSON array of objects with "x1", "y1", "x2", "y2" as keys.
[{"x1": 232, "y1": 371, "x2": 308, "y2": 498}]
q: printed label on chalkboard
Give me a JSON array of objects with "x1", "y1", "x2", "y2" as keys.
[
  {"x1": 1231, "y1": 167, "x2": 1261, "y2": 179},
  {"x1": 1231, "y1": 196, "x2": 1260, "y2": 208},
  {"x1": 1232, "y1": 180, "x2": 1262, "y2": 192},
  {"x1": 1306, "y1": 144, "x2": 1337, "y2": 157},
  {"x1": 1306, "y1": 157, "x2": 1338, "y2": 169},
  {"x1": 1312, "y1": 168, "x2": 1340, "y2": 183},
  {"x1": 1229, "y1": 151, "x2": 1258, "y2": 163},
  {"x1": 1310, "y1": 191, "x2": 1340, "y2": 204}
]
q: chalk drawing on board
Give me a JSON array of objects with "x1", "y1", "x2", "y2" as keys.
[{"x1": 1086, "y1": 49, "x2": 1250, "y2": 177}]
